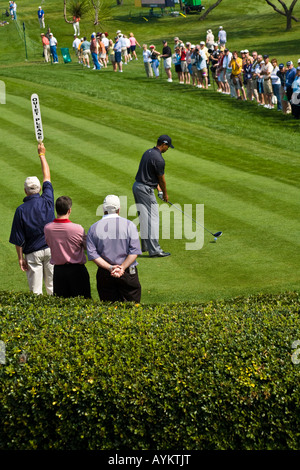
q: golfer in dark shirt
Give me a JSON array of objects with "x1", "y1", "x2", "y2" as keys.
[
  {"x1": 161, "y1": 40, "x2": 173, "y2": 82},
  {"x1": 132, "y1": 135, "x2": 174, "y2": 258}
]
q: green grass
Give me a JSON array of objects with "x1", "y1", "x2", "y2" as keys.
[{"x1": 0, "y1": 0, "x2": 299, "y2": 303}]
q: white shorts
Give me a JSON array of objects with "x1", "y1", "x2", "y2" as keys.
[{"x1": 164, "y1": 57, "x2": 172, "y2": 69}]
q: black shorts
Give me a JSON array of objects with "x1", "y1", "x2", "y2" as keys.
[{"x1": 96, "y1": 266, "x2": 141, "y2": 303}]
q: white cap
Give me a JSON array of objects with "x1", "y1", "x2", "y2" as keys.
[
  {"x1": 298, "y1": 58, "x2": 300, "y2": 62},
  {"x1": 244, "y1": 49, "x2": 249, "y2": 53},
  {"x1": 219, "y1": 26, "x2": 223, "y2": 29},
  {"x1": 24, "y1": 176, "x2": 41, "y2": 193},
  {"x1": 200, "y1": 41, "x2": 205, "y2": 45},
  {"x1": 103, "y1": 195, "x2": 120, "y2": 213}
]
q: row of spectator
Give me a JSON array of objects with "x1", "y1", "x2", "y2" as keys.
[
  {"x1": 40, "y1": 28, "x2": 300, "y2": 119},
  {"x1": 141, "y1": 37, "x2": 300, "y2": 119}
]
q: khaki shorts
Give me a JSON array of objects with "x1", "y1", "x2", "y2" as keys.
[
  {"x1": 181, "y1": 60, "x2": 188, "y2": 73},
  {"x1": 83, "y1": 50, "x2": 90, "y2": 57},
  {"x1": 264, "y1": 78, "x2": 273, "y2": 94}
]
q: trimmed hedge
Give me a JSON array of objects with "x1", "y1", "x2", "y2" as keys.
[{"x1": 0, "y1": 291, "x2": 299, "y2": 450}]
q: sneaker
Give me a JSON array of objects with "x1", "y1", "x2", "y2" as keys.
[{"x1": 167, "y1": 78, "x2": 172, "y2": 82}]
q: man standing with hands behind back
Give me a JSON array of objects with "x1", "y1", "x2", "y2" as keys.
[
  {"x1": 44, "y1": 196, "x2": 91, "y2": 299},
  {"x1": 132, "y1": 135, "x2": 173, "y2": 258},
  {"x1": 86, "y1": 195, "x2": 142, "y2": 303},
  {"x1": 9, "y1": 142, "x2": 54, "y2": 295}
]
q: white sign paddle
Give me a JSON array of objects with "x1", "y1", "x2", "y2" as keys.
[{"x1": 31, "y1": 93, "x2": 44, "y2": 143}]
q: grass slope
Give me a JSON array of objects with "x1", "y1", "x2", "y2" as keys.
[{"x1": 0, "y1": 0, "x2": 299, "y2": 303}]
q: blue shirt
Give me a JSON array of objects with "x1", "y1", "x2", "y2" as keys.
[
  {"x1": 114, "y1": 40, "x2": 122, "y2": 53},
  {"x1": 292, "y1": 76, "x2": 300, "y2": 93},
  {"x1": 196, "y1": 50, "x2": 207, "y2": 71},
  {"x1": 38, "y1": 9, "x2": 44, "y2": 18},
  {"x1": 86, "y1": 214, "x2": 142, "y2": 267},
  {"x1": 286, "y1": 67, "x2": 296, "y2": 87},
  {"x1": 9, "y1": 181, "x2": 54, "y2": 254}
]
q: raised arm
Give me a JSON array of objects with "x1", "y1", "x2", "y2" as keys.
[{"x1": 38, "y1": 142, "x2": 51, "y2": 182}]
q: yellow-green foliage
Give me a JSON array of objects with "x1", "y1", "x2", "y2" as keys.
[{"x1": 0, "y1": 291, "x2": 300, "y2": 450}]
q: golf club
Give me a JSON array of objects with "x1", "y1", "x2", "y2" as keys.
[
  {"x1": 31, "y1": 93, "x2": 44, "y2": 144},
  {"x1": 159, "y1": 193, "x2": 222, "y2": 238}
]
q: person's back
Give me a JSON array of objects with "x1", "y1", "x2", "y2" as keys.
[
  {"x1": 81, "y1": 40, "x2": 90, "y2": 51},
  {"x1": 135, "y1": 147, "x2": 165, "y2": 188},
  {"x1": 9, "y1": 143, "x2": 54, "y2": 295},
  {"x1": 88, "y1": 215, "x2": 139, "y2": 266},
  {"x1": 86, "y1": 195, "x2": 142, "y2": 302},
  {"x1": 44, "y1": 196, "x2": 91, "y2": 298},
  {"x1": 44, "y1": 220, "x2": 86, "y2": 265},
  {"x1": 11, "y1": 181, "x2": 54, "y2": 255}
]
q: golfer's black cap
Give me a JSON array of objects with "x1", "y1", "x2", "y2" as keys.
[
  {"x1": 162, "y1": 39, "x2": 167, "y2": 43},
  {"x1": 158, "y1": 135, "x2": 174, "y2": 148},
  {"x1": 263, "y1": 54, "x2": 269, "y2": 58},
  {"x1": 279, "y1": 63, "x2": 284, "y2": 68}
]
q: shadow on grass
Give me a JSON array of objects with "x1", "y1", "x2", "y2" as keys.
[
  {"x1": 132, "y1": 75, "x2": 300, "y2": 129},
  {"x1": 114, "y1": 12, "x2": 166, "y2": 24},
  {"x1": 227, "y1": 37, "x2": 300, "y2": 58}
]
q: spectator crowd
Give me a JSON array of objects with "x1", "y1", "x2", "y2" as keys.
[{"x1": 39, "y1": 25, "x2": 300, "y2": 120}]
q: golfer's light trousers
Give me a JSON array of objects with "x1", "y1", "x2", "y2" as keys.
[{"x1": 132, "y1": 181, "x2": 162, "y2": 256}]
